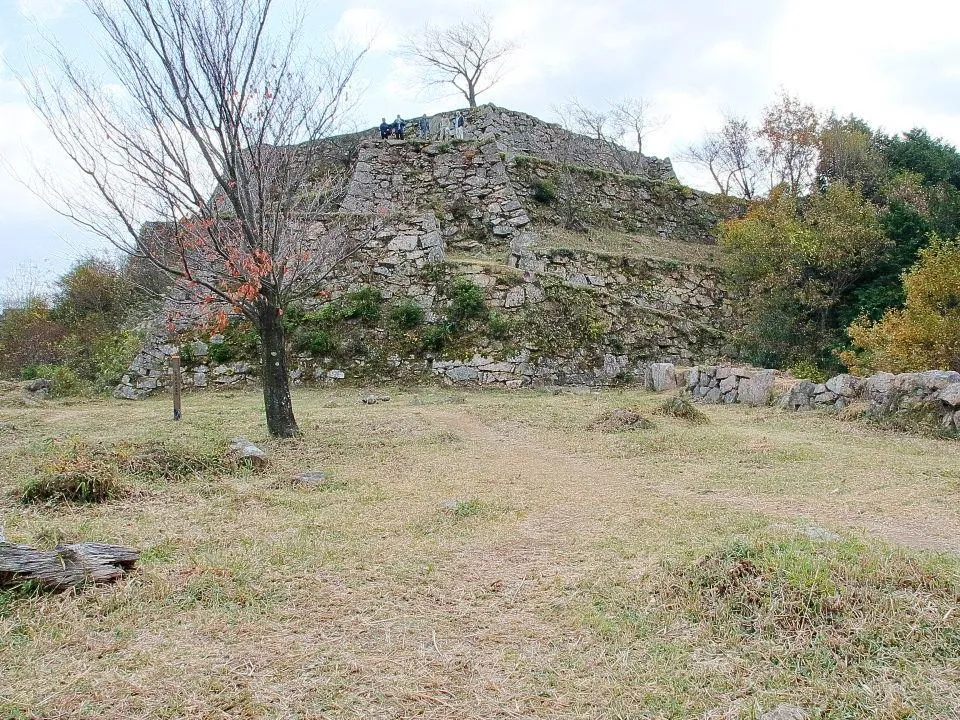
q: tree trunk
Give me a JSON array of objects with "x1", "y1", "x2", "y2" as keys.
[
  {"x1": 467, "y1": 83, "x2": 477, "y2": 108},
  {"x1": 256, "y1": 301, "x2": 300, "y2": 437},
  {"x1": 1, "y1": 542, "x2": 139, "y2": 592}
]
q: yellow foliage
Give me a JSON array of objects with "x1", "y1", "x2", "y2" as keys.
[{"x1": 843, "y1": 238, "x2": 960, "y2": 373}]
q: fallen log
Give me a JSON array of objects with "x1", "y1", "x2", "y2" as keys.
[{"x1": 0, "y1": 541, "x2": 140, "y2": 592}]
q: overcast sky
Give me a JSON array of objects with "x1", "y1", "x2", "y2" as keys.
[{"x1": 1, "y1": 0, "x2": 958, "y2": 290}]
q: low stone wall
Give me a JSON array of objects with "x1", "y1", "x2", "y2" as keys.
[{"x1": 643, "y1": 362, "x2": 960, "y2": 430}]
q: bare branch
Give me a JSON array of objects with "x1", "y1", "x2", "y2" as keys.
[
  {"x1": 17, "y1": 0, "x2": 366, "y2": 437},
  {"x1": 400, "y1": 12, "x2": 515, "y2": 108}
]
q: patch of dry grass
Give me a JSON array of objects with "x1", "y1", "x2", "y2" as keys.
[{"x1": 0, "y1": 386, "x2": 958, "y2": 718}]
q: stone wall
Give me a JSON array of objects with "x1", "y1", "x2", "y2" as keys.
[
  {"x1": 340, "y1": 138, "x2": 531, "y2": 249},
  {"x1": 512, "y1": 247, "x2": 730, "y2": 328},
  {"x1": 473, "y1": 105, "x2": 676, "y2": 181},
  {"x1": 643, "y1": 362, "x2": 960, "y2": 431},
  {"x1": 358, "y1": 105, "x2": 675, "y2": 182},
  {"x1": 507, "y1": 156, "x2": 718, "y2": 243}
]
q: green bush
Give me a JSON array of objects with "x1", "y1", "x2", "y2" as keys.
[
  {"x1": 422, "y1": 323, "x2": 451, "y2": 351},
  {"x1": 292, "y1": 327, "x2": 337, "y2": 356},
  {"x1": 342, "y1": 286, "x2": 382, "y2": 322},
  {"x1": 389, "y1": 299, "x2": 426, "y2": 330},
  {"x1": 532, "y1": 178, "x2": 558, "y2": 204},
  {"x1": 789, "y1": 359, "x2": 830, "y2": 383},
  {"x1": 24, "y1": 363, "x2": 86, "y2": 397},
  {"x1": 207, "y1": 342, "x2": 237, "y2": 364},
  {"x1": 448, "y1": 279, "x2": 488, "y2": 328},
  {"x1": 487, "y1": 311, "x2": 515, "y2": 340},
  {"x1": 207, "y1": 322, "x2": 259, "y2": 364}
]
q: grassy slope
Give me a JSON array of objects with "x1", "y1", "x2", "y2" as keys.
[{"x1": 1, "y1": 386, "x2": 958, "y2": 719}]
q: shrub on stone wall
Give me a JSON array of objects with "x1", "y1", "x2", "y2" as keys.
[
  {"x1": 532, "y1": 178, "x2": 558, "y2": 204},
  {"x1": 448, "y1": 279, "x2": 489, "y2": 329},
  {"x1": 341, "y1": 286, "x2": 383, "y2": 322},
  {"x1": 389, "y1": 299, "x2": 426, "y2": 330}
]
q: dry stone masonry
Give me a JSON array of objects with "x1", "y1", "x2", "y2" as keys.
[{"x1": 641, "y1": 363, "x2": 960, "y2": 430}]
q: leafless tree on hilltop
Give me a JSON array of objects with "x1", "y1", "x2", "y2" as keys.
[{"x1": 401, "y1": 13, "x2": 516, "y2": 108}]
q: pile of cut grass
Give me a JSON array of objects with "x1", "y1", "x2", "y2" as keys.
[
  {"x1": 592, "y1": 407, "x2": 654, "y2": 432},
  {"x1": 19, "y1": 438, "x2": 224, "y2": 504},
  {"x1": 653, "y1": 394, "x2": 709, "y2": 424}
]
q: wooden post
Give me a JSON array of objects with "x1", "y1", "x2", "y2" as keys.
[{"x1": 171, "y1": 352, "x2": 182, "y2": 421}]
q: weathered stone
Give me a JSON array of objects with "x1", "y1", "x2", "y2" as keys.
[
  {"x1": 188, "y1": 340, "x2": 209, "y2": 357},
  {"x1": 646, "y1": 363, "x2": 677, "y2": 391},
  {"x1": 758, "y1": 705, "x2": 807, "y2": 720},
  {"x1": 784, "y1": 380, "x2": 816, "y2": 410},
  {"x1": 825, "y1": 373, "x2": 863, "y2": 397},
  {"x1": 738, "y1": 369, "x2": 776, "y2": 406},
  {"x1": 917, "y1": 370, "x2": 960, "y2": 389},
  {"x1": 446, "y1": 365, "x2": 479, "y2": 382},
  {"x1": 387, "y1": 235, "x2": 419, "y2": 252},
  {"x1": 24, "y1": 378, "x2": 51, "y2": 393},
  {"x1": 326, "y1": 369, "x2": 345, "y2": 380},
  {"x1": 939, "y1": 382, "x2": 960, "y2": 407},
  {"x1": 228, "y1": 437, "x2": 267, "y2": 468},
  {"x1": 293, "y1": 470, "x2": 329, "y2": 486},
  {"x1": 865, "y1": 372, "x2": 896, "y2": 397},
  {"x1": 504, "y1": 286, "x2": 525, "y2": 308},
  {"x1": 718, "y1": 375, "x2": 738, "y2": 393},
  {"x1": 704, "y1": 387, "x2": 723, "y2": 403}
]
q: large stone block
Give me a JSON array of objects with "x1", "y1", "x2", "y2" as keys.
[
  {"x1": 645, "y1": 363, "x2": 677, "y2": 391},
  {"x1": 738, "y1": 369, "x2": 776, "y2": 406},
  {"x1": 446, "y1": 365, "x2": 479, "y2": 382},
  {"x1": 940, "y1": 382, "x2": 960, "y2": 407},
  {"x1": 825, "y1": 373, "x2": 863, "y2": 398}
]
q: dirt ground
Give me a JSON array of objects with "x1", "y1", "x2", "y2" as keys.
[{"x1": 1, "y1": 386, "x2": 958, "y2": 719}]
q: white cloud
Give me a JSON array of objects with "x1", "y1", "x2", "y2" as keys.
[
  {"x1": 17, "y1": 0, "x2": 75, "y2": 22},
  {"x1": 334, "y1": 7, "x2": 400, "y2": 52}
]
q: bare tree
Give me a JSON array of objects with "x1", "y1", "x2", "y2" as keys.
[
  {"x1": 18, "y1": 0, "x2": 364, "y2": 437},
  {"x1": 759, "y1": 90, "x2": 820, "y2": 196},
  {"x1": 610, "y1": 97, "x2": 665, "y2": 161},
  {"x1": 1, "y1": 263, "x2": 51, "y2": 309},
  {"x1": 563, "y1": 98, "x2": 612, "y2": 142},
  {"x1": 401, "y1": 13, "x2": 515, "y2": 108},
  {"x1": 719, "y1": 114, "x2": 759, "y2": 199},
  {"x1": 684, "y1": 133, "x2": 729, "y2": 195},
  {"x1": 683, "y1": 114, "x2": 759, "y2": 199}
]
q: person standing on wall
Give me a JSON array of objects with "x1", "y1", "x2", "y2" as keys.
[
  {"x1": 394, "y1": 114, "x2": 405, "y2": 140},
  {"x1": 455, "y1": 111, "x2": 465, "y2": 140},
  {"x1": 379, "y1": 117, "x2": 391, "y2": 140},
  {"x1": 418, "y1": 114, "x2": 430, "y2": 140}
]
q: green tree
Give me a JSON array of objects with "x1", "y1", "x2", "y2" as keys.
[
  {"x1": 815, "y1": 114, "x2": 883, "y2": 198},
  {"x1": 720, "y1": 183, "x2": 888, "y2": 370},
  {"x1": 844, "y1": 237, "x2": 960, "y2": 373}
]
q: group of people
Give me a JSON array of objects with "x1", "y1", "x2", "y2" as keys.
[{"x1": 378, "y1": 112, "x2": 466, "y2": 141}]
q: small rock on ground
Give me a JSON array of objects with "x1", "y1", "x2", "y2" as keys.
[
  {"x1": 228, "y1": 437, "x2": 267, "y2": 468},
  {"x1": 361, "y1": 395, "x2": 391, "y2": 405},
  {"x1": 293, "y1": 470, "x2": 329, "y2": 486}
]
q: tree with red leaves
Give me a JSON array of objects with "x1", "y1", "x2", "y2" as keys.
[{"x1": 20, "y1": 0, "x2": 365, "y2": 437}]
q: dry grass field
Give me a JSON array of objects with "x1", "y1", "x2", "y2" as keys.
[{"x1": 1, "y1": 384, "x2": 958, "y2": 719}]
